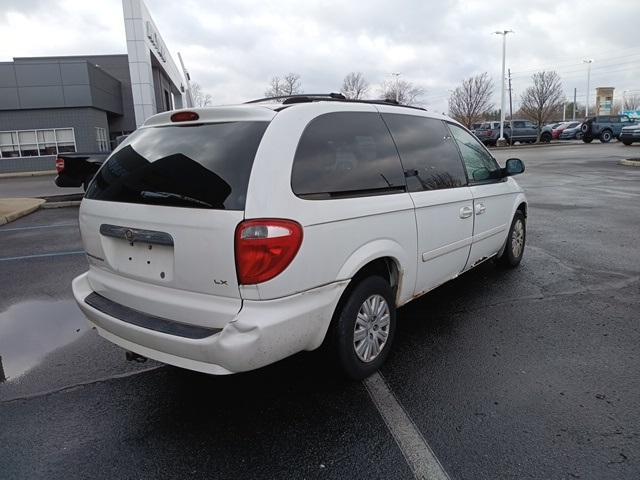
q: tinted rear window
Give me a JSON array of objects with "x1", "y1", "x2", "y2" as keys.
[
  {"x1": 291, "y1": 112, "x2": 406, "y2": 199},
  {"x1": 382, "y1": 114, "x2": 467, "y2": 191},
  {"x1": 85, "y1": 122, "x2": 269, "y2": 210}
]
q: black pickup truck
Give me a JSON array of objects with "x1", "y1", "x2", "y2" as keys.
[
  {"x1": 55, "y1": 152, "x2": 108, "y2": 191},
  {"x1": 55, "y1": 135, "x2": 126, "y2": 190}
]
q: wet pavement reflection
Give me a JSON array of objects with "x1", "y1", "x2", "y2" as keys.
[{"x1": 0, "y1": 299, "x2": 89, "y2": 382}]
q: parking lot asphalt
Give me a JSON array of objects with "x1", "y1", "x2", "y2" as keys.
[
  {"x1": 0, "y1": 142, "x2": 639, "y2": 479},
  {"x1": 0, "y1": 174, "x2": 84, "y2": 198}
]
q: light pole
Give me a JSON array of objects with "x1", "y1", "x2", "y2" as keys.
[
  {"x1": 495, "y1": 30, "x2": 513, "y2": 146},
  {"x1": 583, "y1": 59, "x2": 593, "y2": 117},
  {"x1": 390, "y1": 73, "x2": 401, "y2": 103}
]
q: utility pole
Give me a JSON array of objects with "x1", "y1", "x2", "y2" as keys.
[
  {"x1": 495, "y1": 30, "x2": 513, "y2": 146},
  {"x1": 573, "y1": 88, "x2": 577, "y2": 120},
  {"x1": 563, "y1": 102, "x2": 566, "y2": 121},
  {"x1": 583, "y1": 59, "x2": 593, "y2": 117}
]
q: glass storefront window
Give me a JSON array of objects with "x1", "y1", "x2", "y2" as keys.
[
  {"x1": 0, "y1": 128, "x2": 77, "y2": 158},
  {"x1": 37, "y1": 130, "x2": 58, "y2": 155}
]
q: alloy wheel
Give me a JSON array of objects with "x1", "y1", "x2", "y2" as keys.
[{"x1": 353, "y1": 294, "x2": 391, "y2": 363}]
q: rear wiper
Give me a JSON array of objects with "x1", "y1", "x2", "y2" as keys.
[{"x1": 140, "y1": 191, "x2": 214, "y2": 208}]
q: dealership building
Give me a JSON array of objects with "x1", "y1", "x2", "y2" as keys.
[{"x1": 0, "y1": 0, "x2": 191, "y2": 173}]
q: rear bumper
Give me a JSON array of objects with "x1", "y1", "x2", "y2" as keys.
[{"x1": 73, "y1": 272, "x2": 348, "y2": 374}]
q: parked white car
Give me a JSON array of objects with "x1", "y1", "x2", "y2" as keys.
[{"x1": 72, "y1": 95, "x2": 527, "y2": 379}]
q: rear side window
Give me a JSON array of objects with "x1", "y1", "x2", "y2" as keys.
[
  {"x1": 291, "y1": 112, "x2": 406, "y2": 199},
  {"x1": 85, "y1": 122, "x2": 269, "y2": 210},
  {"x1": 382, "y1": 114, "x2": 467, "y2": 191}
]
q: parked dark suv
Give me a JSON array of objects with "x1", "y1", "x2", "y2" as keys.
[
  {"x1": 474, "y1": 120, "x2": 538, "y2": 146},
  {"x1": 581, "y1": 115, "x2": 637, "y2": 143}
]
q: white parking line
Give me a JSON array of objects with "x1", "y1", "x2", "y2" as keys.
[{"x1": 363, "y1": 372, "x2": 451, "y2": 480}]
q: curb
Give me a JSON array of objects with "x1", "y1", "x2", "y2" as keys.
[
  {"x1": 0, "y1": 170, "x2": 56, "y2": 179},
  {"x1": 42, "y1": 200, "x2": 82, "y2": 209},
  {"x1": 619, "y1": 159, "x2": 640, "y2": 167},
  {"x1": 0, "y1": 198, "x2": 46, "y2": 226}
]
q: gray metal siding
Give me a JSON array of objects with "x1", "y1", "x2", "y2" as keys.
[
  {"x1": 0, "y1": 58, "x2": 123, "y2": 114},
  {"x1": 0, "y1": 55, "x2": 138, "y2": 173},
  {"x1": 0, "y1": 155, "x2": 56, "y2": 173},
  {"x1": 0, "y1": 107, "x2": 109, "y2": 173}
]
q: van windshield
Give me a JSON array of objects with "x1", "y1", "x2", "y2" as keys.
[{"x1": 85, "y1": 122, "x2": 269, "y2": 210}]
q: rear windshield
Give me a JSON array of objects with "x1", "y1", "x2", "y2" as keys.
[{"x1": 85, "y1": 122, "x2": 269, "y2": 210}]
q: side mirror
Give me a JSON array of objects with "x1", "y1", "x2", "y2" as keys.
[{"x1": 505, "y1": 158, "x2": 525, "y2": 176}]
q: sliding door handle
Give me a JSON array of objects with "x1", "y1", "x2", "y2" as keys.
[{"x1": 459, "y1": 206, "x2": 473, "y2": 219}]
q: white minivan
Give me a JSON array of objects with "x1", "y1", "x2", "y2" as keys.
[{"x1": 73, "y1": 95, "x2": 527, "y2": 380}]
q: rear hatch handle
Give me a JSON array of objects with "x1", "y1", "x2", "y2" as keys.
[{"x1": 99, "y1": 224, "x2": 174, "y2": 246}]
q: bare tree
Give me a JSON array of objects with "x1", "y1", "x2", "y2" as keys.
[
  {"x1": 341, "y1": 72, "x2": 369, "y2": 99},
  {"x1": 623, "y1": 93, "x2": 640, "y2": 111},
  {"x1": 448, "y1": 73, "x2": 494, "y2": 128},
  {"x1": 190, "y1": 82, "x2": 212, "y2": 107},
  {"x1": 519, "y1": 71, "x2": 565, "y2": 140},
  {"x1": 265, "y1": 72, "x2": 303, "y2": 97},
  {"x1": 379, "y1": 79, "x2": 424, "y2": 105}
]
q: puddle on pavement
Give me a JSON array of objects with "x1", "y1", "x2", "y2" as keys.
[{"x1": 0, "y1": 299, "x2": 89, "y2": 382}]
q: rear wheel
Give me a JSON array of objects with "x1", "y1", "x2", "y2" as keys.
[
  {"x1": 622, "y1": 140, "x2": 633, "y2": 146},
  {"x1": 540, "y1": 131, "x2": 552, "y2": 143},
  {"x1": 497, "y1": 211, "x2": 526, "y2": 268},
  {"x1": 600, "y1": 130, "x2": 613, "y2": 143},
  {"x1": 328, "y1": 276, "x2": 396, "y2": 380},
  {"x1": 582, "y1": 134, "x2": 594, "y2": 143}
]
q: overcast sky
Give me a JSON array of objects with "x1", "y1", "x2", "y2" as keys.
[{"x1": 1, "y1": 0, "x2": 638, "y2": 113}]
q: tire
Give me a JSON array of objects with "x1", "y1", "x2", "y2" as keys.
[
  {"x1": 497, "y1": 211, "x2": 526, "y2": 268},
  {"x1": 581, "y1": 123, "x2": 591, "y2": 134},
  {"x1": 582, "y1": 135, "x2": 593, "y2": 143},
  {"x1": 540, "y1": 132, "x2": 552, "y2": 143},
  {"x1": 327, "y1": 276, "x2": 396, "y2": 380},
  {"x1": 600, "y1": 130, "x2": 613, "y2": 143},
  {"x1": 622, "y1": 140, "x2": 633, "y2": 146}
]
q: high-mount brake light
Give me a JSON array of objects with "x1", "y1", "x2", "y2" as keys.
[
  {"x1": 55, "y1": 157, "x2": 65, "y2": 173},
  {"x1": 170, "y1": 111, "x2": 199, "y2": 122},
  {"x1": 235, "y1": 219, "x2": 303, "y2": 285}
]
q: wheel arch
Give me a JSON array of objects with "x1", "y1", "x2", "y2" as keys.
[{"x1": 336, "y1": 241, "x2": 408, "y2": 304}]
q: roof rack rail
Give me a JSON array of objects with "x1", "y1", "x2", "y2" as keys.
[
  {"x1": 245, "y1": 93, "x2": 346, "y2": 104},
  {"x1": 245, "y1": 93, "x2": 426, "y2": 111}
]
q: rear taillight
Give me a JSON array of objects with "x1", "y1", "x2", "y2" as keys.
[
  {"x1": 235, "y1": 219, "x2": 303, "y2": 285},
  {"x1": 55, "y1": 157, "x2": 65, "y2": 173}
]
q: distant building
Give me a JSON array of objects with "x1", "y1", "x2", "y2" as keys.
[
  {"x1": 595, "y1": 87, "x2": 615, "y2": 116},
  {"x1": 0, "y1": 0, "x2": 189, "y2": 173}
]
